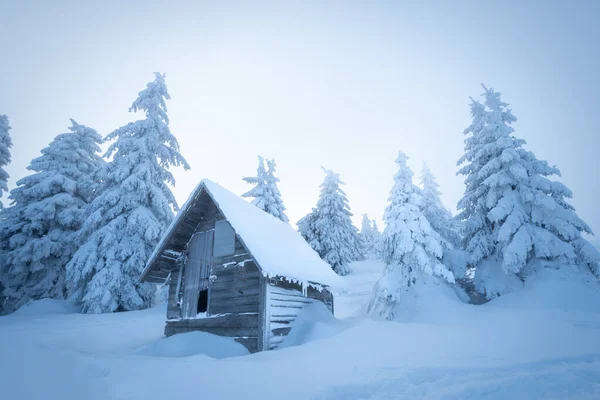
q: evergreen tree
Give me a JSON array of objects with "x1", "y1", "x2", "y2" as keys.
[
  {"x1": 371, "y1": 219, "x2": 383, "y2": 259},
  {"x1": 242, "y1": 156, "x2": 289, "y2": 223},
  {"x1": 457, "y1": 85, "x2": 599, "y2": 298},
  {"x1": 297, "y1": 209, "x2": 320, "y2": 254},
  {"x1": 297, "y1": 168, "x2": 362, "y2": 275},
  {"x1": 360, "y1": 213, "x2": 377, "y2": 258},
  {"x1": 0, "y1": 115, "x2": 12, "y2": 209},
  {"x1": 420, "y1": 163, "x2": 461, "y2": 248},
  {"x1": 0, "y1": 120, "x2": 103, "y2": 313},
  {"x1": 67, "y1": 73, "x2": 190, "y2": 313},
  {"x1": 369, "y1": 152, "x2": 454, "y2": 320}
]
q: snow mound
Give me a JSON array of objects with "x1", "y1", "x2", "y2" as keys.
[
  {"x1": 11, "y1": 299, "x2": 80, "y2": 316},
  {"x1": 487, "y1": 267, "x2": 600, "y2": 313},
  {"x1": 317, "y1": 355, "x2": 600, "y2": 400},
  {"x1": 279, "y1": 301, "x2": 349, "y2": 349},
  {"x1": 137, "y1": 331, "x2": 249, "y2": 359}
]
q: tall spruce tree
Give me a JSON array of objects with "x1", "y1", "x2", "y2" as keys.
[
  {"x1": 67, "y1": 73, "x2": 189, "y2": 313},
  {"x1": 242, "y1": 156, "x2": 289, "y2": 223},
  {"x1": 369, "y1": 152, "x2": 454, "y2": 320},
  {"x1": 0, "y1": 120, "x2": 103, "y2": 313},
  {"x1": 297, "y1": 168, "x2": 362, "y2": 275},
  {"x1": 0, "y1": 115, "x2": 12, "y2": 209},
  {"x1": 457, "y1": 85, "x2": 600, "y2": 298}
]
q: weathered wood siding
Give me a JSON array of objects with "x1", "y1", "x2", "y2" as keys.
[
  {"x1": 166, "y1": 267, "x2": 182, "y2": 320},
  {"x1": 266, "y1": 277, "x2": 334, "y2": 350},
  {"x1": 158, "y1": 189, "x2": 334, "y2": 354},
  {"x1": 164, "y1": 313, "x2": 260, "y2": 353},
  {"x1": 162, "y1": 191, "x2": 262, "y2": 352}
]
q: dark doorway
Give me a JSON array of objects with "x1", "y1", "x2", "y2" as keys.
[{"x1": 197, "y1": 289, "x2": 208, "y2": 313}]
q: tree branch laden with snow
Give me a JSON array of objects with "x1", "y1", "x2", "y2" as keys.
[{"x1": 66, "y1": 73, "x2": 190, "y2": 313}]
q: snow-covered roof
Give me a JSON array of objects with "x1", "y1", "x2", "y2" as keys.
[{"x1": 141, "y1": 179, "x2": 343, "y2": 289}]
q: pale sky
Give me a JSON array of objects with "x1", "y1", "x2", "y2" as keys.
[{"x1": 1, "y1": 1, "x2": 599, "y2": 243}]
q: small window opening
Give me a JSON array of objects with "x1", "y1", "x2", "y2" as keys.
[{"x1": 197, "y1": 290, "x2": 208, "y2": 313}]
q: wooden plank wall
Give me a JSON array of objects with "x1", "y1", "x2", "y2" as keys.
[
  {"x1": 162, "y1": 191, "x2": 262, "y2": 353},
  {"x1": 209, "y1": 236, "x2": 261, "y2": 315},
  {"x1": 165, "y1": 313, "x2": 260, "y2": 353},
  {"x1": 166, "y1": 267, "x2": 182, "y2": 320},
  {"x1": 266, "y1": 278, "x2": 335, "y2": 350}
]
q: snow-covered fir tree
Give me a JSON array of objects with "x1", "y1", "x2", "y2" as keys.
[
  {"x1": 297, "y1": 209, "x2": 320, "y2": 254},
  {"x1": 369, "y1": 152, "x2": 454, "y2": 320},
  {"x1": 360, "y1": 214, "x2": 378, "y2": 258},
  {"x1": 0, "y1": 115, "x2": 12, "y2": 209},
  {"x1": 0, "y1": 120, "x2": 103, "y2": 314},
  {"x1": 457, "y1": 85, "x2": 600, "y2": 298},
  {"x1": 67, "y1": 73, "x2": 190, "y2": 313},
  {"x1": 420, "y1": 163, "x2": 461, "y2": 249},
  {"x1": 370, "y1": 219, "x2": 383, "y2": 258},
  {"x1": 297, "y1": 168, "x2": 362, "y2": 275},
  {"x1": 242, "y1": 156, "x2": 289, "y2": 223}
]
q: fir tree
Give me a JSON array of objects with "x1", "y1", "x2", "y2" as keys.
[
  {"x1": 242, "y1": 156, "x2": 289, "y2": 223},
  {"x1": 0, "y1": 120, "x2": 103, "y2": 313},
  {"x1": 420, "y1": 163, "x2": 461, "y2": 248},
  {"x1": 457, "y1": 85, "x2": 600, "y2": 298},
  {"x1": 371, "y1": 219, "x2": 383, "y2": 259},
  {"x1": 369, "y1": 152, "x2": 454, "y2": 320},
  {"x1": 360, "y1": 213, "x2": 377, "y2": 258},
  {"x1": 66, "y1": 73, "x2": 190, "y2": 313},
  {"x1": 297, "y1": 209, "x2": 320, "y2": 254},
  {"x1": 297, "y1": 168, "x2": 362, "y2": 275},
  {"x1": 0, "y1": 115, "x2": 12, "y2": 209}
]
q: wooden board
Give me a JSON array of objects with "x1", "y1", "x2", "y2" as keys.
[
  {"x1": 181, "y1": 231, "x2": 214, "y2": 318},
  {"x1": 164, "y1": 313, "x2": 261, "y2": 353},
  {"x1": 213, "y1": 219, "x2": 236, "y2": 257},
  {"x1": 166, "y1": 268, "x2": 182, "y2": 320}
]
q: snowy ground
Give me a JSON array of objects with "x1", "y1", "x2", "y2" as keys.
[{"x1": 1, "y1": 260, "x2": 600, "y2": 399}]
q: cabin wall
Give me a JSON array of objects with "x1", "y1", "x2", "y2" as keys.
[
  {"x1": 266, "y1": 277, "x2": 334, "y2": 350},
  {"x1": 166, "y1": 266, "x2": 183, "y2": 320},
  {"x1": 163, "y1": 191, "x2": 262, "y2": 352},
  {"x1": 164, "y1": 314, "x2": 260, "y2": 352},
  {"x1": 209, "y1": 237, "x2": 260, "y2": 315}
]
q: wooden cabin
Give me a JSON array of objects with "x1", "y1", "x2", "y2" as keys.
[{"x1": 140, "y1": 179, "x2": 342, "y2": 353}]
